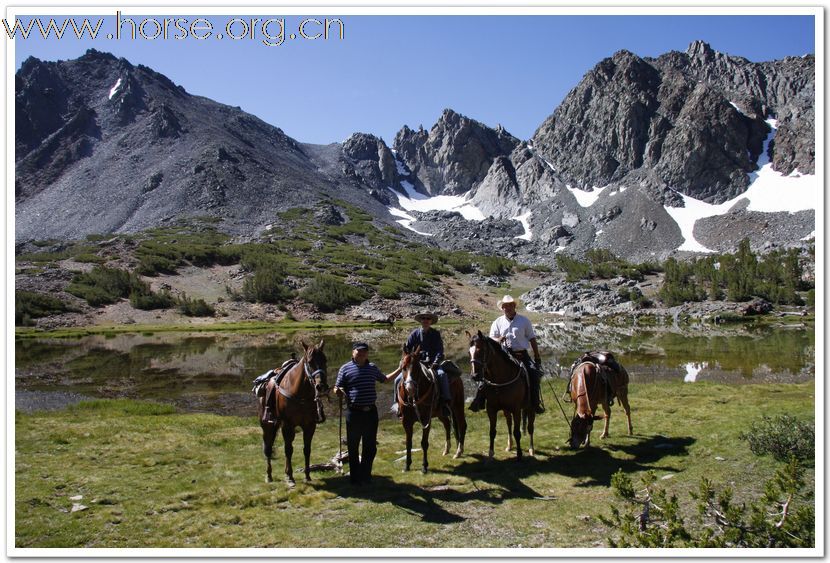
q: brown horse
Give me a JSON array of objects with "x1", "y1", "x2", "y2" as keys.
[
  {"x1": 467, "y1": 330, "x2": 535, "y2": 459},
  {"x1": 569, "y1": 360, "x2": 632, "y2": 448},
  {"x1": 397, "y1": 346, "x2": 467, "y2": 473},
  {"x1": 257, "y1": 340, "x2": 329, "y2": 484}
]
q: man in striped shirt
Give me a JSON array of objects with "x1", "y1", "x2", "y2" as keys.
[{"x1": 334, "y1": 342, "x2": 400, "y2": 485}]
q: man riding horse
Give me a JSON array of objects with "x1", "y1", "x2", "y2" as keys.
[
  {"x1": 392, "y1": 312, "x2": 452, "y2": 418},
  {"x1": 469, "y1": 295, "x2": 545, "y2": 415}
]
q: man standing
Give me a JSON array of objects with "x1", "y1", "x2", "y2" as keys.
[
  {"x1": 469, "y1": 295, "x2": 545, "y2": 414},
  {"x1": 334, "y1": 342, "x2": 399, "y2": 485},
  {"x1": 393, "y1": 312, "x2": 451, "y2": 417}
]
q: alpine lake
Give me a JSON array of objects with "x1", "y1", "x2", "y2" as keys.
[{"x1": 15, "y1": 318, "x2": 815, "y2": 418}]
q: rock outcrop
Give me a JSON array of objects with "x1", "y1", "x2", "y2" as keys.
[{"x1": 393, "y1": 108, "x2": 520, "y2": 196}]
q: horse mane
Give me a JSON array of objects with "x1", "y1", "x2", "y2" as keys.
[{"x1": 471, "y1": 333, "x2": 518, "y2": 366}]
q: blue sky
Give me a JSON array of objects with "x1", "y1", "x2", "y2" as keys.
[{"x1": 12, "y1": 13, "x2": 816, "y2": 145}]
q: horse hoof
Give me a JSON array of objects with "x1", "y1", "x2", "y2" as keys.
[
  {"x1": 266, "y1": 476, "x2": 273, "y2": 483},
  {"x1": 421, "y1": 467, "x2": 428, "y2": 474},
  {"x1": 528, "y1": 449, "x2": 535, "y2": 457},
  {"x1": 286, "y1": 479, "x2": 296, "y2": 488}
]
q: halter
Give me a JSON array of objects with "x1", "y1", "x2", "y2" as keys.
[{"x1": 279, "y1": 349, "x2": 328, "y2": 405}]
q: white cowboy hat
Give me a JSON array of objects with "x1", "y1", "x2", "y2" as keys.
[{"x1": 497, "y1": 295, "x2": 519, "y2": 309}]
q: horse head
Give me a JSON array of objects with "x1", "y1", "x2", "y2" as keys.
[
  {"x1": 301, "y1": 340, "x2": 329, "y2": 398},
  {"x1": 401, "y1": 345, "x2": 422, "y2": 398},
  {"x1": 568, "y1": 363, "x2": 594, "y2": 448},
  {"x1": 569, "y1": 414, "x2": 593, "y2": 449},
  {"x1": 467, "y1": 330, "x2": 491, "y2": 381}
]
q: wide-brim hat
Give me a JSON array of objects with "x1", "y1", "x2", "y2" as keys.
[
  {"x1": 497, "y1": 295, "x2": 519, "y2": 309},
  {"x1": 413, "y1": 312, "x2": 439, "y2": 323}
]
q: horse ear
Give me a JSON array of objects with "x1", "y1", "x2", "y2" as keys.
[
  {"x1": 301, "y1": 341, "x2": 308, "y2": 352},
  {"x1": 465, "y1": 330, "x2": 472, "y2": 339},
  {"x1": 477, "y1": 330, "x2": 484, "y2": 338},
  {"x1": 317, "y1": 339, "x2": 324, "y2": 351}
]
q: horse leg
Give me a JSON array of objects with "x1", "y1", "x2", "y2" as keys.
[
  {"x1": 600, "y1": 402, "x2": 611, "y2": 439},
  {"x1": 618, "y1": 388, "x2": 633, "y2": 435},
  {"x1": 512, "y1": 409, "x2": 523, "y2": 461},
  {"x1": 403, "y1": 419, "x2": 414, "y2": 472},
  {"x1": 487, "y1": 407, "x2": 498, "y2": 459},
  {"x1": 302, "y1": 424, "x2": 315, "y2": 483},
  {"x1": 452, "y1": 404, "x2": 466, "y2": 459},
  {"x1": 261, "y1": 421, "x2": 278, "y2": 483},
  {"x1": 526, "y1": 411, "x2": 535, "y2": 457},
  {"x1": 505, "y1": 411, "x2": 513, "y2": 452},
  {"x1": 441, "y1": 413, "x2": 451, "y2": 456},
  {"x1": 282, "y1": 425, "x2": 296, "y2": 486},
  {"x1": 421, "y1": 424, "x2": 430, "y2": 474}
]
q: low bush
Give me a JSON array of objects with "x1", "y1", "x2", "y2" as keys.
[
  {"x1": 739, "y1": 415, "x2": 815, "y2": 463},
  {"x1": 177, "y1": 294, "x2": 215, "y2": 317},
  {"x1": 15, "y1": 291, "x2": 72, "y2": 325},
  {"x1": 300, "y1": 275, "x2": 368, "y2": 312},
  {"x1": 67, "y1": 266, "x2": 146, "y2": 307}
]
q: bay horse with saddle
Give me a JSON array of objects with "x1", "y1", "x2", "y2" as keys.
[
  {"x1": 396, "y1": 346, "x2": 467, "y2": 472},
  {"x1": 253, "y1": 340, "x2": 329, "y2": 484},
  {"x1": 568, "y1": 351, "x2": 633, "y2": 448},
  {"x1": 467, "y1": 330, "x2": 536, "y2": 459}
]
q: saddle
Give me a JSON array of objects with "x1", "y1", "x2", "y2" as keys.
[
  {"x1": 568, "y1": 351, "x2": 624, "y2": 405},
  {"x1": 251, "y1": 359, "x2": 298, "y2": 397},
  {"x1": 254, "y1": 358, "x2": 298, "y2": 424},
  {"x1": 439, "y1": 360, "x2": 462, "y2": 378}
]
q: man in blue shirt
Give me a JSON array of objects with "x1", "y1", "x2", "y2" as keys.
[
  {"x1": 334, "y1": 342, "x2": 400, "y2": 485},
  {"x1": 392, "y1": 312, "x2": 451, "y2": 417}
]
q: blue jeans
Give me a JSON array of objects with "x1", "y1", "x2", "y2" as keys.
[{"x1": 394, "y1": 368, "x2": 450, "y2": 403}]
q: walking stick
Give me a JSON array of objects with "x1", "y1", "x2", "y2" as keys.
[{"x1": 337, "y1": 393, "x2": 343, "y2": 474}]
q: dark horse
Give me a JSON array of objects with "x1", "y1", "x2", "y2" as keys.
[
  {"x1": 257, "y1": 340, "x2": 329, "y2": 485},
  {"x1": 397, "y1": 346, "x2": 467, "y2": 472},
  {"x1": 569, "y1": 360, "x2": 632, "y2": 449},
  {"x1": 467, "y1": 330, "x2": 535, "y2": 459}
]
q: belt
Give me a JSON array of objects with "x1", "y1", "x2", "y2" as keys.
[{"x1": 349, "y1": 405, "x2": 375, "y2": 412}]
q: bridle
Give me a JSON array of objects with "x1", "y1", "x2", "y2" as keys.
[
  {"x1": 469, "y1": 336, "x2": 524, "y2": 388},
  {"x1": 400, "y1": 352, "x2": 437, "y2": 429},
  {"x1": 279, "y1": 347, "x2": 329, "y2": 404}
]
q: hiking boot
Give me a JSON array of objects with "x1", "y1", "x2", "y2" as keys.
[{"x1": 262, "y1": 407, "x2": 276, "y2": 424}]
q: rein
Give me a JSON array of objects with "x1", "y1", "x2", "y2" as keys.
[
  {"x1": 471, "y1": 339, "x2": 524, "y2": 389},
  {"x1": 278, "y1": 356, "x2": 327, "y2": 406},
  {"x1": 402, "y1": 359, "x2": 438, "y2": 429}
]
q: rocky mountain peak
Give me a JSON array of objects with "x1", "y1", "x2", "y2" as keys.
[
  {"x1": 686, "y1": 40, "x2": 716, "y2": 60},
  {"x1": 393, "y1": 108, "x2": 520, "y2": 196}
]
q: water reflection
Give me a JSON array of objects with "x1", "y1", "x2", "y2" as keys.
[{"x1": 15, "y1": 322, "x2": 814, "y2": 416}]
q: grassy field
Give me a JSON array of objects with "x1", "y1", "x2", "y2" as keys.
[{"x1": 14, "y1": 380, "x2": 815, "y2": 549}]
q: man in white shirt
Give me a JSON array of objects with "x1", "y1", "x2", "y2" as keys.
[{"x1": 469, "y1": 295, "x2": 545, "y2": 414}]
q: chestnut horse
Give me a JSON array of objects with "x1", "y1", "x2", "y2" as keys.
[
  {"x1": 258, "y1": 340, "x2": 329, "y2": 484},
  {"x1": 569, "y1": 360, "x2": 632, "y2": 448},
  {"x1": 467, "y1": 331, "x2": 535, "y2": 459},
  {"x1": 397, "y1": 346, "x2": 467, "y2": 473}
]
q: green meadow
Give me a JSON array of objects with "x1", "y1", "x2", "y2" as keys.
[{"x1": 15, "y1": 380, "x2": 814, "y2": 549}]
